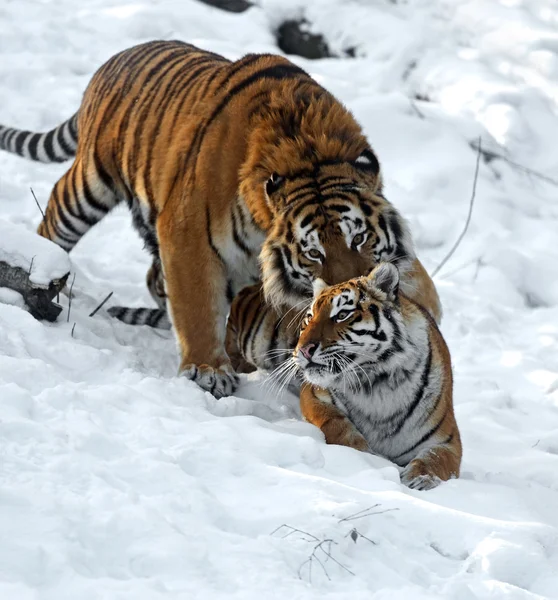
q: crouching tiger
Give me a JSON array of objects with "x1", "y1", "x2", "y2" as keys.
[
  {"x1": 226, "y1": 263, "x2": 461, "y2": 490},
  {"x1": 0, "y1": 39, "x2": 441, "y2": 398}
]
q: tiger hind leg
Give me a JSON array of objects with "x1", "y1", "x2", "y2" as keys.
[
  {"x1": 146, "y1": 258, "x2": 166, "y2": 309},
  {"x1": 37, "y1": 156, "x2": 120, "y2": 251}
]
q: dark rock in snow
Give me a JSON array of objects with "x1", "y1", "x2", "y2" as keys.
[
  {"x1": 196, "y1": 0, "x2": 253, "y2": 13},
  {"x1": 0, "y1": 260, "x2": 69, "y2": 321},
  {"x1": 276, "y1": 19, "x2": 333, "y2": 60}
]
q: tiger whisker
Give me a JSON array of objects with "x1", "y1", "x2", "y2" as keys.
[
  {"x1": 274, "y1": 365, "x2": 299, "y2": 397},
  {"x1": 286, "y1": 302, "x2": 312, "y2": 331},
  {"x1": 256, "y1": 348, "x2": 293, "y2": 359},
  {"x1": 327, "y1": 351, "x2": 372, "y2": 393},
  {"x1": 331, "y1": 353, "x2": 362, "y2": 394},
  {"x1": 264, "y1": 358, "x2": 299, "y2": 397},
  {"x1": 264, "y1": 358, "x2": 295, "y2": 386},
  {"x1": 276, "y1": 298, "x2": 312, "y2": 328},
  {"x1": 263, "y1": 358, "x2": 298, "y2": 395}
]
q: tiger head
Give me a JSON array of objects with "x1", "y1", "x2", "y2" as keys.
[
  {"x1": 258, "y1": 161, "x2": 414, "y2": 311},
  {"x1": 293, "y1": 262, "x2": 407, "y2": 389},
  {"x1": 240, "y1": 84, "x2": 415, "y2": 311}
]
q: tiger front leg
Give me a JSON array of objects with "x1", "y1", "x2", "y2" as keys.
[
  {"x1": 300, "y1": 384, "x2": 369, "y2": 451},
  {"x1": 157, "y1": 210, "x2": 238, "y2": 399},
  {"x1": 400, "y1": 439, "x2": 462, "y2": 491}
]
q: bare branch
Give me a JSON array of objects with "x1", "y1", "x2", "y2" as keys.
[
  {"x1": 409, "y1": 99, "x2": 425, "y2": 120},
  {"x1": 67, "y1": 273, "x2": 76, "y2": 323},
  {"x1": 89, "y1": 291, "x2": 114, "y2": 318},
  {"x1": 71, "y1": 322, "x2": 76, "y2": 337},
  {"x1": 431, "y1": 137, "x2": 481, "y2": 278},
  {"x1": 27, "y1": 256, "x2": 35, "y2": 281},
  {"x1": 26, "y1": 256, "x2": 35, "y2": 297},
  {"x1": 270, "y1": 524, "x2": 320, "y2": 542},
  {"x1": 340, "y1": 508, "x2": 399, "y2": 522},
  {"x1": 471, "y1": 139, "x2": 558, "y2": 187},
  {"x1": 345, "y1": 528, "x2": 377, "y2": 545},
  {"x1": 317, "y1": 539, "x2": 355, "y2": 576},
  {"x1": 298, "y1": 538, "x2": 354, "y2": 581},
  {"x1": 30, "y1": 188, "x2": 46, "y2": 219},
  {"x1": 338, "y1": 504, "x2": 380, "y2": 523},
  {"x1": 273, "y1": 524, "x2": 354, "y2": 582}
]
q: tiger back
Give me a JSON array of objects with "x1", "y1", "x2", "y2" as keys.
[{"x1": 1, "y1": 40, "x2": 441, "y2": 399}]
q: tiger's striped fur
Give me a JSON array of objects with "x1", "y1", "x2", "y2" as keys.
[
  {"x1": 225, "y1": 283, "x2": 300, "y2": 375},
  {"x1": 108, "y1": 259, "x2": 170, "y2": 329},
  {"x1": 0, "y1": 40, "x2": 441, "y2": 398},
  {"x1": 226, "y1": 263, "x2": 461, "y2": 490},
  {"x1": 0, "y1": 114, "x2": 78, "y2": 163}
]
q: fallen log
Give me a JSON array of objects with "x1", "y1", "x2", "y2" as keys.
[{"x1": 0, "y1": 219, "x2": 71, "y2": 322}]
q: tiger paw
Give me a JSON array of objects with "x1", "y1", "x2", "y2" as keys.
[
  {"x1": 335, "y1": 425, "x2": 370, "y2": 452},
  {"x1": 401, "y1": 459, "x2": 442, "y2": 491},
  {"x1": 345, "y1": 430, "x2": 370, "y2": 452},
  {"x1": 322, "y1": 416, "x2": 370, "y2": 452},
  {"x1": 180, "y1": 363, "x2": 239, "y2": 399},
  {"x1": 230, "y1": 356, "x2": 257, "y2": 375}
]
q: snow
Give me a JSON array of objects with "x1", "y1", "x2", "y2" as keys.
[
  {"x1": 1, "y1": 0, "x2": 558, "y2": 598},
  {"x1": 0, "y1": 287, "x2": 25, "y2": 309},
  {"x1": 0, "y1": 219, "x2": 71, "y2": 286}
]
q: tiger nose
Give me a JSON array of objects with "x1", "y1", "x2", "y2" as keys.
[{"x1": 300, "y1": 343, "x2": 318, "y2": 360}]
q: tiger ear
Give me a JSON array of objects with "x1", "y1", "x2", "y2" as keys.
[
  {"x1": 354, "y1": 149, "x2": 380, "y2": 176},
  {"x1": 366, "y1": 263, "x2": 399, "y2": 300},
  {"x1": 312, "y1": 278, "x2": 328, "y2": 298}
]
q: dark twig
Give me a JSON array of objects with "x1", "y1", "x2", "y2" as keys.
[
  {"x1": 470, "y1": 139, "x2": 558, "y2": 187},
  {"x1": 270, "y1": 524, "x2": 320, "y2": 543},
  {"x1": 27, "y1": 256, "x2": 35, "y2": 282},
  {"x1": 25, "y1": 256, "x2": 36, "y2": 300},
  {"x1": 338, "y1": 504, "x2": 380, "y2": 523},
  {"x1": 346, "y1": 528, "x2": 377, "y2": 545},
  {"x1": 299, "y1": 545, "x2": 330, "y2": 582},
  {"x1": 298, "y1": 538, "x2": 355, "y2": 582},
  {"x1": 318, "y1": 539, "x2": 355, "y2": 576},
  {"x1": 30, "y1": 188, "x2": 45, "y2": 219},
  {"x1": 67, "y1": 273, "x2": 76, "y2": 323},
  {"x1": 89, "y1": 291, "x2": 114, "y2": 318},
  {"x1": 272, "y1": 525, "x2": 354, "y2": 582},
  {"x1": 431, "y1": 137, "x2": 482, "y2": 278},
  {"x1": 409, "y1": 99, "x2": 425, "y2": 120},
  {"x1": 339, "y1": 508, "x2": 399, "y2": 522},
  {"x1": 71, "y1": 322, "x2": 76, "y2": 337}
]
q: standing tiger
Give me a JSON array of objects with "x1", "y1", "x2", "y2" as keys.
[
  {"x1": 226, "y1": 263, "x2": 461, "y2": 490},
  {"x1": 0, "y1": 40, "x2": 441, "y2": 398}
]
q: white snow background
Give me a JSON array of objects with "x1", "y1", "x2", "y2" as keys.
[{"x1": 1, "y1": 0, "x2": 558, "y2": 598}]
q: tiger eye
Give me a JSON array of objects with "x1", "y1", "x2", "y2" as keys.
[
  {"x1": 308, "y1": 249, "x2": 322, "y2": 260},
  {"x1": 334, "y1": 310, "x2": 352, "y2": 322},
  {"x1": 353, "y1": 233, "x2": 365, "y2": 247}
]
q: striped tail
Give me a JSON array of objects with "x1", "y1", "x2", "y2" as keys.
[
  {"x1": 107, "y1": 306, "x2": 171, "y2": 330},
  {"x1": 0, "y1": 113, "x2": 78, "y2": 163}
]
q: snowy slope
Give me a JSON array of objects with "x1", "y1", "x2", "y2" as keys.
[{"x1": 1, "y1": 0, "x2": 558, "y2": 598}]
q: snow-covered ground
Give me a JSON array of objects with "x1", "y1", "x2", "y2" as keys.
[{"x1": 1, "y1": 0, "x2": 558, "y2": 597}]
